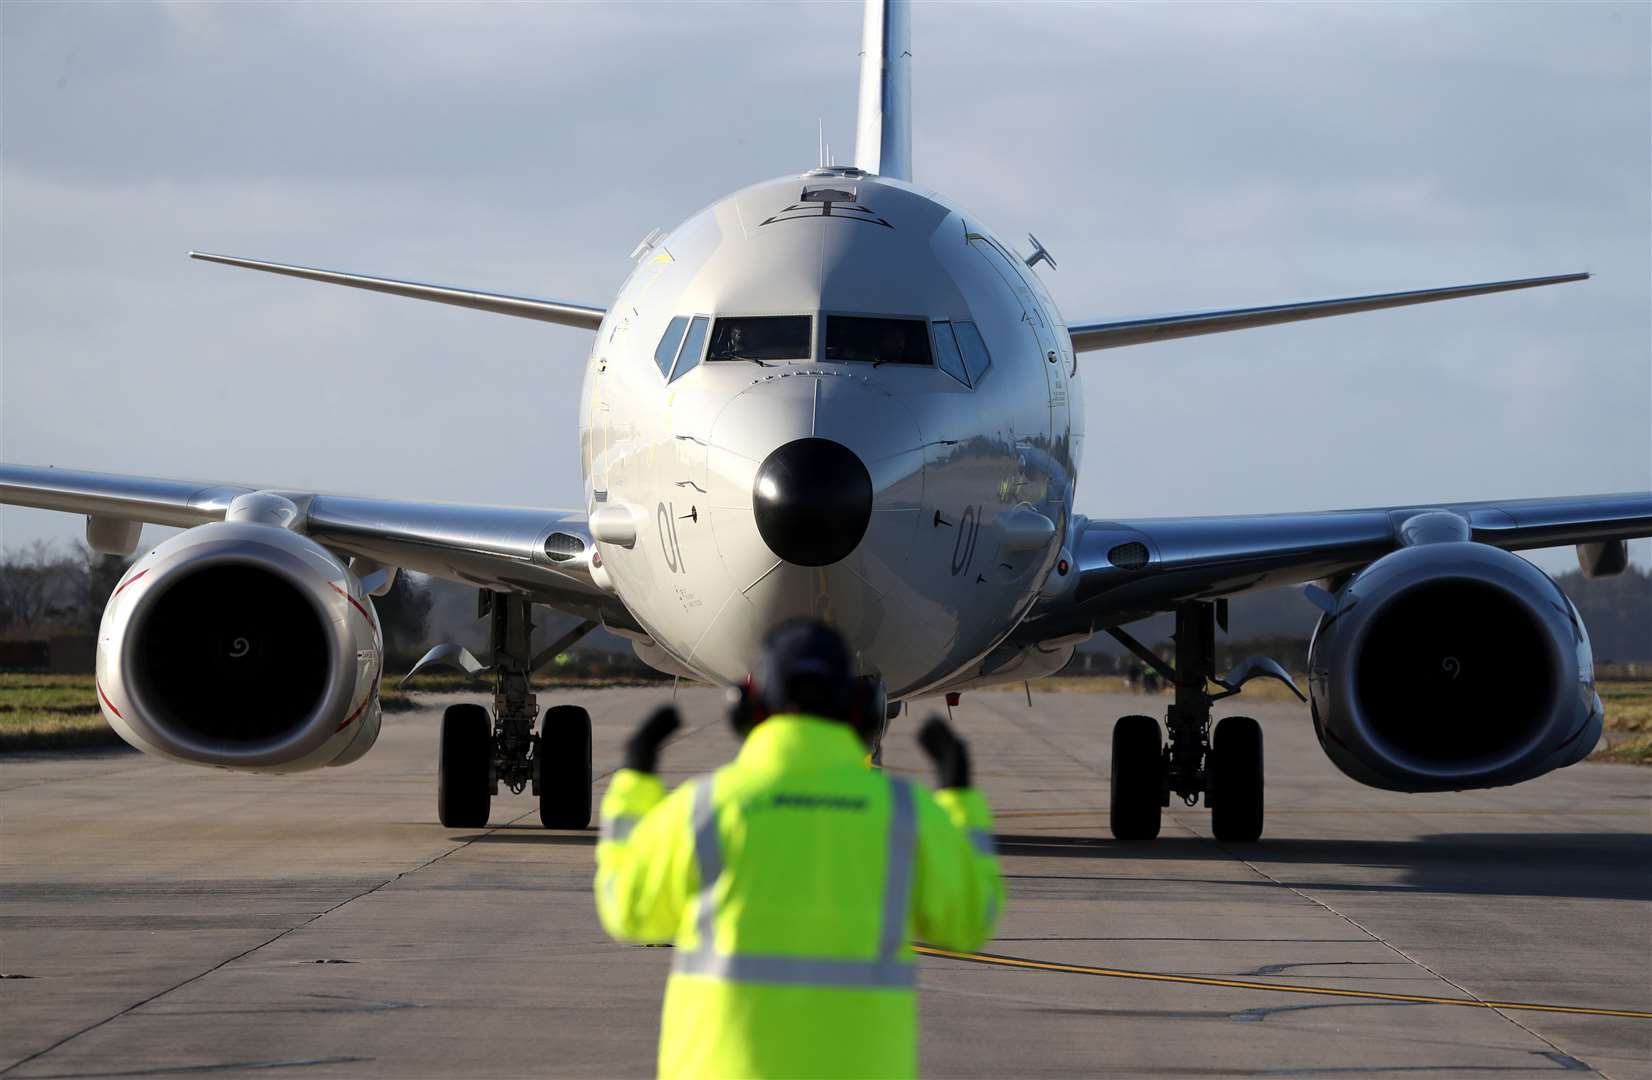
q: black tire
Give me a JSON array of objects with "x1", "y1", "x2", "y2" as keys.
[
  {"x1": 437, "y1": 703, "x2": 493, "y2": 828},
  {"x1": 1109, "y1": 715, "x2": 1163, "y2": 842},
  {"x1": 1209, "y1": 715, "x2": 1264, "y2": 843},
  {"x1": 537, "y1": 704, "x2": 593, "y2": 829}
]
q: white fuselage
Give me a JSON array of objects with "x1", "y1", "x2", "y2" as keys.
[{"x1": 580, "y1": 170, "x2": 1082, "y2": 697}]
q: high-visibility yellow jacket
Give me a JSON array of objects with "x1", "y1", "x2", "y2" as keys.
[{"x1": 596, "y1": 715, "x2": 1004, "y2": 1079}]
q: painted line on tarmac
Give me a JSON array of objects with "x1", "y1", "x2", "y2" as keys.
[
  {"x1": 992, "y1": 809, "x2": 1107, "y2": 818},
  {"x1": 990, "y1": 808, "x2": 1649, "y2": 818},
  {"x1": 912, "y1": 946, "x2": 1652, "y2": 1020}
]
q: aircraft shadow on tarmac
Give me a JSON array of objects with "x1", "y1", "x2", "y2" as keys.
[
  {"x1": 445, "y1": 827, "x2": 1649, "y2": 902},
  {"x1": 452, "y1": 826, "x2": 599, "y2": 846},
  {"x1": 990, "y1": 832, "x2": 1652, "y2": 903}
]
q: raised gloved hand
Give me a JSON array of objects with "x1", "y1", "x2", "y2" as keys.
[
  {"x1": 623, "y1": 706, "x2": 681, "y2": 774},
  {"x1": 917, "y1": 716, "x2": 971, "y2": 790}
]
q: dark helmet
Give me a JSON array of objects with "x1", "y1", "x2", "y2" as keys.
[{"x1": 752, "y1": 618, "x2": 854, "y2": 720}]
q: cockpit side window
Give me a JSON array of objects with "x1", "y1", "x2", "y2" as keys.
[
  {"x1": 651, "y1": 315, "x2": 712, "y2": 381},
  {"x1": 671, "y1": 316, "x2": 710, "y2": 381},
  {"x1": 654, "y1": 316, "x2": 689, "y2": 379},
  {"x1": 823, "y1": 316, "x2": 933, "y2": 366},
  {"x1": 952, "y1": 321, "x2": 992, "y2": 385},
  {"x1": 932, "y1": 321, "x2": 970, "y2": 387},
  {"x1": 707, "y1": 316, "x2": 813, "y2": 362}
]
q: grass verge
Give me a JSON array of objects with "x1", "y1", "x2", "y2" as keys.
[
  {"x1": 1595, "y1": 733, "x2": 1652, "y2": 765},
  {"x1": 984, "y1": 673, "x2": 1309, "y2": 704},
  {"x1": 0, "y1": 674, "x2": 123, "y2": 751},
  {"x1": 0, "y1": 671, "x2": 668, "y2": 752},
  {"x1": 1593, "y1": 680, "x2": 1652, "y2": 764},
  {"x1": 5, "y1": 673, "x2": 1647, "y2": 764}
]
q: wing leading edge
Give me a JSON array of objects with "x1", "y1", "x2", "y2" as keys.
[
  {"x1": 1066, "y1": 273, "x2": 1588, "y2": 353},
  {"x1": 1021, "y1": 492, "x2": 1652, "y2": 642},
  {"x1": 189, "y1": 252, "x2": 606, "y2": 331},
  {"x1": 0, "y1": 463, "x2": 634, "y2": 630}
]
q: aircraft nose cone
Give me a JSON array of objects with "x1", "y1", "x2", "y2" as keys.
[{"x1": 752, "y1": 438, "x2": 873, "y2": 567}]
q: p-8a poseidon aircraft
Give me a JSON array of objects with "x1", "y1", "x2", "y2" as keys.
[{"x1": 4, "y1": 0, "x2": 1648, "y2": 843}]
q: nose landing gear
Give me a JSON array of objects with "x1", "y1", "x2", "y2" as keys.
[
  {"x1": 1105, "y1": 601, "x2": 1271, "y2": 843},
  {"x1": 433, "y1": 593, "x2": 595, "y2": 829}
]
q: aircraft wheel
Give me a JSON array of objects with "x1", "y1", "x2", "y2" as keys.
[
  {"x1": 437, "y1": 703, "x2": 493, "y2": 828},
  {"x1": 1209, "y1": 716, "x2": 1264, "y2": 843},
  {"x1": 1109, "y1": 714, "x2": 1163, "y2": 842},
  {"x1": 537, "y1": 704, "x2": 593, "y2": 829}
]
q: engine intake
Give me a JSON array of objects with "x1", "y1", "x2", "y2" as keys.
[
  {"x1": 1308, "y1": 542, "x2": 1601, "y2": 792},
  {"x1": 97, "y1": 521, "x2": 383, "y2": 771}
]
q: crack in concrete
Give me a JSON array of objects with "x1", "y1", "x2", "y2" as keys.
[
  {"x1": 1230, "y1": 998, "x2": 1416, "y2": 1022},
  {"x1": 19, "y1": 1056, "x2": 369, "y2": 1078},
  {"x1": 990, "y1": 696, "x2": 1607, "y2": 1078},
  {"x1": 1246, "y1": 959, "x2": 1409, "y2": 976},
  {"x1": 0, "y1": 753, "x2": 631, "y2": 1078},
  {"x1": 1167, "y1": 813, "x2": 1605, "y2": 1078}
]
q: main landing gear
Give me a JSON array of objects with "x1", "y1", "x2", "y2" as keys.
[
  {"x1": 436, "y1": 593, "x2": 595, "y2": 830},
  {"x1": 1106, "y1": 601, "x2": 1268, "y2": 844}
]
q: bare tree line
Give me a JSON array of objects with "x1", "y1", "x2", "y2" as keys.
[
  {"x1": 0, "y1": 542, "x2": 433, "y2": 667},
  {"x1": 0, "y1": 541, "x2": 130, "y2": 634},
  {"x1": 5, "y1": 542, "x2": 1647, "y2": 664}
]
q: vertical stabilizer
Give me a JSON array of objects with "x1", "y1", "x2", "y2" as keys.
[{"x1": 854, "y1": 0, "x2": 912, "y2": 181}]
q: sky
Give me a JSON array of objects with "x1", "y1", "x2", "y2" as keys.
[{"x1": 3, "y1": 1, "x2": 1649, "y2": 579}]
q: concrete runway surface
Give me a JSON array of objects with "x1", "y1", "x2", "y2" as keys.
[{"x1": 3, "y1": 687, "x2": 1649, "y2": 1079}]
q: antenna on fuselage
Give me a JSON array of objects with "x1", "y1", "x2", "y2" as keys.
[{"x1": 1024, "y1": 234, "x2": 1057, "y2": 271}]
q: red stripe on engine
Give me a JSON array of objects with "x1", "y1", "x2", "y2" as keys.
[
  {"x1": 336, "y1": 696, "x2": 371, "y2": 733},
  {"x1": 112, "y1": 569, "x2": 149, "y2": 597},
  {"x1": 329, "y1": 582, "x2": 377, "y2": 630},
  {"x1": 97, "y1": 681, "x2": 124, "y2": 720}
]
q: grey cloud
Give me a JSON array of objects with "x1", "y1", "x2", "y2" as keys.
[{"x1": 3, "y1": 1, "x2": 1647, "y2": 576}]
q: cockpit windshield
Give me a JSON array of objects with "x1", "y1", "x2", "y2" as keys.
[
  {"x1": 824, "y1": 316, "x2": 932, "y2": 366},
  {"x1": 706, "y1": 316, "x2": 812, "y2": 362}
]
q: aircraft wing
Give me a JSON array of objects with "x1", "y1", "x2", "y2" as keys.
[
  {"x1": 1066, "y1": 273, "x2": 1587, "y2": 353},
  {"x1": 1019, "y1": 491, "x2": 1652, "y2": 641},
  {"x1": 0, "y1": 463, "x2": 635, "y2": 630},
  {"x1": 188, "y1": 252, "x2": 607, "y2": 330}
]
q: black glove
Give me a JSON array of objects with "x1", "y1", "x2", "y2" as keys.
[
  {"x1": 623, "y1": 706, "x2": 681, "y2": 774},
  {"x1": 917, "y1": 716, "x2": 971, "y2": 789}
]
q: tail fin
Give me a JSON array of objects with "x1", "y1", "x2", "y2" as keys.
[{"x1": 853, "y1": 0, "x2": 912, "y2": 181}]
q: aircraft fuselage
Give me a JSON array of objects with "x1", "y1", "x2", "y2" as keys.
[{"x1": 581, "y1": 170, "x2": 1082, "y2": 697}]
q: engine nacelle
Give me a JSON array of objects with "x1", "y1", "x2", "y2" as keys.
[
  {"x1": 1307, "y1": 542, "x2": 1602, "y2": 792},
  {"x1": 96, "y1": 521, "x2": 384, "y2": 771}
]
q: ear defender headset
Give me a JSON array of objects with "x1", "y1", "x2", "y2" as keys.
[
  {"x1": 726, "y1": 675, "x2": 767, "y2": 739},
  {"x1": 727, "y1": 675, "x2": 883, "y2": 747},
  {"x1": 727, "y1": 620, "x2": 883, "y2": 749}
]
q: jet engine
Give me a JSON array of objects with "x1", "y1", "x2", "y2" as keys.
[
  {"x1": 95, "y1": 519, "x2": 384, "y2": 771},
  {"x1": 1307, "y1": 540, "x2": 1602, "y2": 792}
]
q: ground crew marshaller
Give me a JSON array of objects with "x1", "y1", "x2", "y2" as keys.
[{"x1": 595, "y1": 620, "x2": 1005, "y2": 1079}]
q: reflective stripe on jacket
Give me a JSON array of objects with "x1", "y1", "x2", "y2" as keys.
[{"x1": 596, "y1": 715, "x2": 1004, "y2": 1079}]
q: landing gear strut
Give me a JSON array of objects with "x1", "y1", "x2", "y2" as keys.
[
  {"x1": 434, "y1": 592, "x2": 594, "y2": 830},
  {"x1": 1106, "y1": 601, "x2": 1265, "y2": 843}
]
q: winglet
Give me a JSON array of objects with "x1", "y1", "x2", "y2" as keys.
[
  {"x1": 400, "y1": 643, "x2": 490, "y2": 688},
  {"x1": 1215, "y1": 656, "x2": 1307, "y2": 703}
]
